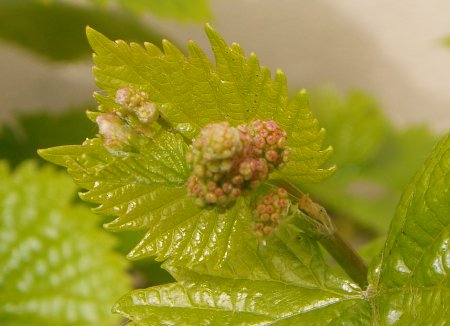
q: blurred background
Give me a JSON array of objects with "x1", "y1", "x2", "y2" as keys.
[
  {"x1": 0, "y1": 0, "x2": 448, "y2": 325},
  {"x1": 1, "y1": 0, "x2": 449, "y2": 131}
]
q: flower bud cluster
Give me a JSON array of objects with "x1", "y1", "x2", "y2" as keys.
[
  {"x1": 246, "y1": 119, "x2": 289, "y2": 171},
  {"x1": 96, "y1": 87, "x2": 158, "y2": 152},
  {"x1": 187, "y1": 119, "x2": 289, "y2": 208},
  {"x1": 96, "y1": 113, "x2": 132, "y2": 152},
  {"x1": 253, "y1": 187, "x2": 290, "y2": 238},
  {"x1": 115, "y1": 87, "x2": 159, "y2": 125}
]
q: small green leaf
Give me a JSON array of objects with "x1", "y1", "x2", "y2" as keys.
[
  {"x1": 0, "y1": 1, "x2": 162, "y2": 61},
  {"x1": 369, "y1": 133, "x2": 450, "y2": 324},
  {"x1": 0, "y1": 161, "x2": 130, "y2": 325}
]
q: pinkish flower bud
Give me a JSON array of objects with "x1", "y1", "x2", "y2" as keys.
[
  {"x1": 252, "y1": 187, "x2": 291, "y2": 237},
  {"x1": 134, "y1": 102, "x2": 159, "y2": 124},
  {"x1": 115, "y1": 87, "x2": 149, "y2": 109},
  {"x1": 187, "y1": 119, "x2": 289, "y2": 209},
  {"x1": 115, "y1": 87, "x2": 159, "y2": 135}
]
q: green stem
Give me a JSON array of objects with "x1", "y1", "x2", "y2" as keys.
[
  {"x1": 318, "y1": 230, "x2": 368, "y2": 288},
  {"x1": 270, "y1": 178, "x2": 368, "y2": 288}
]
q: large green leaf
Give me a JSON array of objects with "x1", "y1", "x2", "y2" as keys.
[
  {"x1": 40, "y1": 26, "x2": 334, "y2": 273},
  {"x1": 113, "y1": 219, "x2": 372, "y2": 325},
  {"x1": 94, "y1": 132, "x2": 450, "y2": 326},
  {"x1": 0, "y1": 1, "x2": 162, "y2": 61},
  {"x1": 0, "y1": 161, "x2": 130, "y2": 325},
  {"x1": 113, "y1": 272, "x2": 369, "y2": 325},
  {"x1": 370, "y1": 132, "x2": 450, "y2": 324},
  {"x1": 87, "y1": 25, "x2": 334, "y2": 183}
]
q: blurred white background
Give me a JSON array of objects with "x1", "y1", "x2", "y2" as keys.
[{"x1": 0, "y1": 0, "x2": 449, "y2": 131}]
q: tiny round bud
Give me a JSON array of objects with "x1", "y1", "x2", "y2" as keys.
[
  {"x1": 135, "y1": 102, "x2": 159, "y2": 124},
  {"x1": 96, "y1": 113, "x2": 131, "y2": 151},
  {"x1": 252, "y1": 187, "x2": 291, "y2": 238},
  {"x1": 205, "y1": 192, "x2": 218, "y2": 203}
]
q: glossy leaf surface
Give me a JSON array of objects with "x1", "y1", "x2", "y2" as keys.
[
  {"x1": 110, "y1": 133, "x2": 450, "y2": 325},
  {"x1": 370, "y1": 133, "x2": 450, "y2": 324},
  {"x1": 114, "y1": 226, "x2": 371, "y2": 325},
  {"x1": 40, "y1": 26, "x2": 334, "y2": 271},
  {"x1": 86, "y1": 25, "x2": 334, "y2": 183}
]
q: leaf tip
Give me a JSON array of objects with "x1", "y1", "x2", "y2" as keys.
[
  {"x1": 299, "y1": 88, "x2": 309, "y2": 97},
  {"x1": 204, "y1": 22, "x2": 214, "y2": 33},
  {"x1": 37, "y1": 148, "x2": 49, "y2": 160},
  {"x1": 85, "y1": 25, "x2": 97, "y2": 39},
  {"x1": 85, "y1": 26, "x2": 110, "y2": 51}
]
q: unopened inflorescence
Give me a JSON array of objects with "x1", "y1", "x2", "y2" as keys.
[
  {"x1": 96, "y1": 87, "x2": 159, "y2": 152},
  {"x1": 187, "y1": 119, "x2": 289, "y2": 208},
  {"x1": 253, "y1": 187, "x2": 291, "y2": 238}
]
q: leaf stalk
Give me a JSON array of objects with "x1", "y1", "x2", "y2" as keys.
[{"x1": 270, "y1": 179, "x2": 368, "y2": 288}]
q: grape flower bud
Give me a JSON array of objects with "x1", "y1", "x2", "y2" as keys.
[
  {"x1": 186, "y1": 119, "x2": 289, "y2": 208},
  {"x1": 253, "y1": 187, "x2": 290, "y2": 238}
]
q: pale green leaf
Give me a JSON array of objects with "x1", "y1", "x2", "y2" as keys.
[
  {"x1": 39, "y1": 131, "x2": 189, "y2": 189},
  {"x1": 310, "y1": 88, "x2": 388, "y2": 165},
  {"x1": 369, "y1": 133, "x2": 450, "y2": 324},
  {"x1": 39, "y1": 132, "x2": 246, "y2": 269},
  {"x1": 0, "y1": 1, "x2": 162, "y2": 61},
  {"x1": 108, "y1": 132, "x2": 450, "y2": 325},
  {"x1": 86, "y1": 25, "x2": 333, "y2": 184},
  {"x1": 40, "y1": 26, "x2": 334, "y2": 286},
  {"x1": 0, "y1": 161, "x2": 130, "y2": 325}
]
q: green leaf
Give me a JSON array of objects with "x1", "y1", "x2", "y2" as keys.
[
  {"x1": 86, "y1": 25, "x2": 333, "y2": 183},
  {"x1": 113, "y1": 274, "x2": 369, "y2": 325},
  {"x1": 0, "y1": 1, "x2": 162, "y2": 61},
  {"x1": 113, "y1": 226, "x2": 372, "y2": 325},
  {"x1": 0, "y1": 161, "x2": 130, "y2": 325},
  {"x1": 115, "y1": 0, "x2": 212, "y2": 22},
  {"x1": 0, "y1": 109, "x2": 94, "y2": 166},
  {"x1": 369, "y1": 132, "x2": 450, "y2": 324},
  {"x1": 40, "y1": 26, "x2": 333, "y2": 282},
  {"x1": 310, "y1": 88, "x2": 389, "y2": 166},
  {"x1": 97, "y1": 131, "x2": 450, "y2": 325}
]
